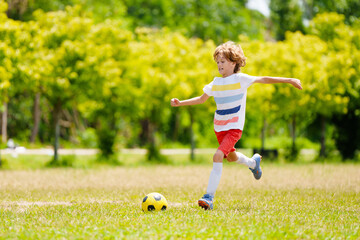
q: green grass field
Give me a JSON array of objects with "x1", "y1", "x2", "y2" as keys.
[{"x1": 1, "y1": 162, "x2": 359, "y2": 239}]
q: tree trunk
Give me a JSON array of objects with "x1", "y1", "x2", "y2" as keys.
[
  {"x1": 139, "y1": 119, "x2": 150, "y2": 146},
  {"x1": 320, "y1": 115, "x2": 326, "y2": 157},
  {"x1": 291, "y1": 115, "x2": 296, "y2": 150},
  {"x1": 146, "y1": 121, "x2": 160, "y2": 162},
  {"x1": 1, "y1": 102, "x2": 7, "y2": 144},
  {"x1": 189, "y1": 109, "x2": 195, "y2": 161},
  {"x1": 62, "y1": 109, "x2": 78, "y2": 144},
  {"x1": 30, "y1": 93, "x2": 41, "y2": 143},
  {"x1": 53, "y1": 101, "x2": 62, "y2": 162},
  {"x1": 6, "y1": 0, "x2": 29, "y2": 20},
  {"x1": 73, "y1": 107, "x2": 85, "y2": 131},
  {"x1": 172, "y1": 111, "x2": 180, "y2": 141},
  {"x1": 261, "y1": 117, "x2": 266, "y2": 150}
]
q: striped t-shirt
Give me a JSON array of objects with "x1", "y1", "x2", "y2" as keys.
[{"x1": 203, "y1": 73, "x2": 257, "y2": 132}]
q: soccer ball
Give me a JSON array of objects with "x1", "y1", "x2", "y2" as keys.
[{"x1": 142, "y1": 192, "x2": 168, "y2": 212}]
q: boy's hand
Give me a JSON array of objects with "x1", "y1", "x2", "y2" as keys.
[
  {"x1": 291, "y1": 78, "x2": 302, "y2": 90},
  {"x1": 171, "y1": 98, "x2": 181, "y2": 107}
]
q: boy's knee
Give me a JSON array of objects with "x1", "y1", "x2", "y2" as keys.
[
  {"x1": 227, "y1": 151, "x2": 238, "y2": 162},
  {"x1": 213, "y1": 150, "x2": 224, "y2": 162}
]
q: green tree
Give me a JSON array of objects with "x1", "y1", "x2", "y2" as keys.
[
  {"x1": 31, "y1": 6, "x2": 98, "y2": 163},
  {"x1": 242, "y1": 26, "x2": 351, "y2": 159},
  {"x1": 301, "y1": 0, "x2": 360, "y2": 23},
  {"x1": 125, "y1": 29, "x2": 216, "y2": 161},
  {"x1": 309, "y1": 13, "x2": 360, "y2": 160},
  {"x1": 78, "y1": 19, "x2": 133, "y2": 160},
  {"x1": 122, "y1": 0, "x2": 265, "y2": 44},
  {"x1": 6, "y1": 0, "x2": 73, "y2": 20},
  {"x1": 73, "y1": 0, "x2": 127, "y2": 22},
  {"x1": 284, "y1": 31, "x2": 349, "y2": 158},
  {"x1": 270, "y1": 0, "x2": 305, "y2": 40},
  {"x1": 0, "y1": 1, "x2": 27, "y2": 144}
]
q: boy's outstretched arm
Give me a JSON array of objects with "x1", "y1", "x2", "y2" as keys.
[
  {"x1": 254, "y1": 76, "x2": 302, "y2": 90},
  {"x1": 171, "y1": 93, "x2": 209, "y2": 107}
]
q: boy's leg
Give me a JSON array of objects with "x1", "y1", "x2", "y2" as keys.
[
  {"x1": 199, "y1": 150, "x2": 224, "y2": 210},
  {"x1": 230, "y1": 151, "x2": 262, "y2": 180},
  {"x1": 199, "y1": 130, "x2": 242, "y2": 210},
  {"x1": 206, "y1": 150, "x2": 224, "y2": 196},
  {"x1": 231, "y1": 152, "x2": 256, "y2": 169}
]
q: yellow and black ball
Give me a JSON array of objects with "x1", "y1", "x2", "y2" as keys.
[{"x1": 142, "y1": 192, "x2": 168, "y2": 212}]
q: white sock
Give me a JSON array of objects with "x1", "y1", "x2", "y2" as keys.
[
  {"x1": 235, "y1": 152, "x2": 256, "y2": 169},
  {"x1": 206, "y1": 162, "x2": 223, "y2": 197}
]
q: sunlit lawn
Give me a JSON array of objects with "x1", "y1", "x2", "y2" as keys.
[{"x1": 0, "y1": 160, "x2": 359, "y2": 239}]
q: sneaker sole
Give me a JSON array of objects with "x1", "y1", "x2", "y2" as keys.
[
  {"x1": 198, "y1": 199, "x2": 211, "y2": 210},
  {"x1": 254, "y1": 170, "x2": 262, "y2": 180},
  {"x1": 252, "y1": 154, "x2": 262, "y2": 180}
]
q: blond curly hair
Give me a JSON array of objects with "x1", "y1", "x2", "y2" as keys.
[{"x1": 213, "y1": 41, "x2": 247, "y2": 73}]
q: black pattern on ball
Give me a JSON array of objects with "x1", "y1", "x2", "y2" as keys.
[
  {"x1": 148, "y1": 205, "x2": 155, "y2": 211},
  {"x1": 142, "y1": 196, "x2": 148, "y2": 202},
  {"x1": 161, "y1": 206, "x2": 167, "y2": 210}
]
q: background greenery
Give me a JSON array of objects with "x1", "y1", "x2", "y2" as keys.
[{"x1": 0, "y1": 0, "x2": 360, "y2": 164}]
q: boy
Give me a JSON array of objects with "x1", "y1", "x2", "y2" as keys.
[{"x1": 171, "y1": 41, "x2": 302, "y2": 210}]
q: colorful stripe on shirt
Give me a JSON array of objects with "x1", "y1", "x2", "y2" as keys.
[
  {"x1": 211, "y1": 82, "x2": 241, "y2": 91},
  {"x1": 215, "y1": 105, "x2": 241, "y2": 115},
  {"x1": 214, "y1": 116, "x2": 239, "y2": 126},
  {"x1": 214, "y1": 93, "x2": 244, "y2": 104}
]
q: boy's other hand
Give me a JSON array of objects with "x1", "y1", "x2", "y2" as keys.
[
  {"x1": 171, "y1": 98, "x2": 181, "y2": 107},
  {"x1": 291, "y1": 78, "x2": 302, "y2": 90}
]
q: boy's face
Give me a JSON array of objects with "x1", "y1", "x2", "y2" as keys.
[{"x1": 216, "y1": 54, "x2": 236, "y2": 78}]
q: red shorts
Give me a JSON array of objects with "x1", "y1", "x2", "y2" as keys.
[{"x1": 215, "y1": 129, "x2": 243, "y2": 158}]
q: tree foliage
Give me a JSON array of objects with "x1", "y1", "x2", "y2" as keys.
[
  {"x1": 270, "y1": 0, "x2": 305, "y2": 40},
  {"x1": 0, "y1": 0, "x2": 359, "y2": 162},
  {"x1": 302, "y1": 0, "x2": 360, "y2": 23},
  {"x1": 308, "y1": 12, "x2": 360, "y2": 159},
  {"x1": 122, "y1": 0, "x2": 264, "y2": 44}
]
